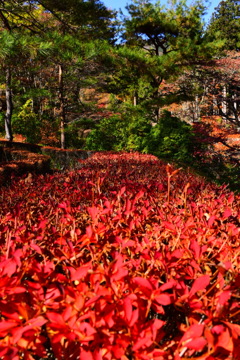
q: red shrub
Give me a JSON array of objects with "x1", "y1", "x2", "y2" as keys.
[{"x1": 0, "y1": 152, "x2": 239, "y2": 359}]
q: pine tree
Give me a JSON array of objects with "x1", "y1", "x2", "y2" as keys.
[
  {"x1": 0, "y1": 0, "x2": 117, "y2": 144},
  {"x1": 111, "y1": 0, "x2": 212, "y2": 120},
  {"x1": 206, "y1": 0, "x2": 240, "y2": 51}
]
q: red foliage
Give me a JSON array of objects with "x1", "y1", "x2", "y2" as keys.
[{"x1": 0, "y1": 152, "x2": 239, "y2": 359}]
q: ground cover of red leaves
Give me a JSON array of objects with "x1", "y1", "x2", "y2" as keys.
[{"x1": 0, "y1": 152, "x2": 239, "y2": 360}]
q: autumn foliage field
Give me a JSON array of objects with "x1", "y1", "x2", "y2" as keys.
[{"x1": 0, "y1": 152, "x2": 239, "y2": 360}]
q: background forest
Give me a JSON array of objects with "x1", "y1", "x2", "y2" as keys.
[{"x1": 0, "y1": 0, "x2": 239, "y2": 189}]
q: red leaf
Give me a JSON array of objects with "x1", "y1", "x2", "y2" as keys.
[
  {"x1": 46, "y1": 312, "x2": 66, "y2": 327},
  {"x1": 132, "y1": 337, "x2": 149, "y2": 351},
  {"x1": 70, "y1": 262, "x2": 92, "y2": 281},
  {"x1": 119, "y1": 186, "x2": 126, "y2": 196},
  {"x1": 223, "y1": 322, "x2": 240, "y2": 339},
  {"x1": 0, "y1": 259, "x2": 17, "y2": 277},
  {"x1": 153, "y1": 293, "x2": 172, "y2": 306},
  {"x1": 87, "y1": 206, "x2": 99, "y2": 221},
  {"x1": 30, "y1": 242, "x2": 42, "y2": 254},
  {"x1": 7, "y1": 286, "x2": 26, "y2": 295},
  {"x1": 123, "y1": 296, "x2": 133, "y2": 324},
  {"x1": 129, "y1": 308, "x2": 139, "y2": 327},
  {"x1": 208, "y1": 215, "x2": 216, "y2": 227},
  {"x1": 215, "y1": 327, "x2": 233, "y2": 352},
  {"x1": 212, "y1": 325, "x2": 225, "y2": 335},
  {"x1": 112, "y1": 344, "x2": 126, "y2": 358},
  {"x1": 58, "y1": 202, "x2": 69, "y2": 210},
  {"x1": 134, "y1": 190, "x2": 145, "y2": 202},
  {"x1": 85, "y1": 225, "x2": 93, "y2": 239},
  {"x1": 151, "y1": 319, "x2": 165, "y2": 339},
  {"x1": 223, "y1": 208, "x2": 232, "y2": 219},
  {"x1": 159, "y1": 279, "x2": 176, "y2": 291},
  {"x1": 133, "y1": 277, "x2": 153, "y2": 291},
  {"x1": 218, "y1": 261, "x2": 232, "y2": 272},
  {"x1": 163, "y1": 221, "x2": 176, "y2": 233},
  {"x1": 85, "y1": 295, "x2": 101, "y2": 307},
  {"x1": 185, "y1": 336, "x2": 207, "y2": 350},
  {"x1": 38, "y1": 219, "x2": 47, "y2": 229},
  {"x1": 125, "y1": 198, "x2": 132, "y2": 214},
  {"x1": 27, "y1": 316, "x2": 48, "y2": 328},
  {"x1": 218, "y1": 290, "x2": 231, "y2": 305},
  {"x1": 171, "y1": 249, "x2": 184, "y2": 259},
  {"x1": 0, "y1": 321, "x2": 18, "y2": 333},
  {"x1": 80, "y1": 350, "x2": 94, "y2": 360},
  {"x1": 79, "y1": 322, "x2": 96, "y2": 337},
  {"x1": 190, "y1": 239, "x2": 201, "y2": 259},
  {"x1": 103, "y1": 306, "x2": 115, "y2": 328},
  {"x1": 74, "y1": 295, "x2": 85, "y2": 312},
  {"x1": 121, "y1": 238, "x2": 136, "y2": 248},
  {"x1": 62, "y1": 306, "x2": 73, "y2": 322},
  {"x1": 182, "y1": 324, "x2": 205, "y2": 342},
  {"x1": 189, "y1": 275, "x2": 210, "y2": 297},
  {"x1": 110, "y1": 255, "x2": 128, "y2": 282}
]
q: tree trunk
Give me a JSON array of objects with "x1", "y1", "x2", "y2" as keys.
[
  {"x1": 133, "y1": 92, "x2": 137, "y2": 106},
  {"x1": 222, "y1": 85, "x2": 227, "y2": 120},
  {"x1": 5, "y1": 66, "x2": 13, "y2": 141},
  {"x1": 58, "y1": 64, "x2": 66, "y2": 149},
  {"x1": 232, "y1": 93, "x2": 239, "y2": 126},
  {"x1": 194, "y1": 95, "x2": 200, "y2": 122},
  {"x1": 155, "y1": 107, "x2": 161, "y2": 122}
]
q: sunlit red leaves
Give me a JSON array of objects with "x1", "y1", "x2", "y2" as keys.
[
  {"x1": 132, "y1": 319, "x2": 165, "y2": 352},
  {"x1": 69, "y1": 261, "x2": 92, "y2": 282},
  {"x1": 132, "y1": 276, "x2": 173, "y2": 315},
  {"x1": 178, "y1": 323, "x2": 207, "y2": 358},
  {"x1": 123, "y1": 294, "x2": 139, "y2": 327},
  {"x1": 0, "y1": 152, "x2": 239, "y2": 359},
  {"x1": 109, "y1": 253, "x2": 128, "y2": 283},
  {"x1": 189, "y1": 275, "x2": 210, "y2": 298},
  {"x1": 0, "y1": 315, "x2": 48, "y2": 358}
]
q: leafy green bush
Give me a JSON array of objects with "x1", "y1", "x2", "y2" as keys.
[
  {"x1": 85, "y1": 115, "x2": 122, "y2": 151},
  {"x1": 84, "y1": 107, "x2": 240, "y2": 192},
  {"x1": 85, "y1": 108, "x2": 196, "y2": 167},
  {"x1": 12, "y1": 99, "x2": 41, "y2": 143},
  {"x1": 65, "y1": 118, "x2": 96, "y2": 149},
  {"x1": 146, "y1": 110, "x2": 196, "y2": 164},
  {"x1": 85, "y1": 106, "x2": 151, "y2": 152}
]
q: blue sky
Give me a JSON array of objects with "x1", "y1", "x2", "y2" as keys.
[{"x1": 103, "y1": 0, "x2": 221, "y2": 24}]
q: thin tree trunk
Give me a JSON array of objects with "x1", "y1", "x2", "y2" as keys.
[
  {"x1": 195, "y1": 95, "x2": 200, "y2": 122},
  {"x1": 0, "y1": 10, "x2": 13, "y2": 141},
  {"x1": 133, "y1": 92, "x2": 137, "y2": 106},
  {"x1": 5, "y1": 66, "x2": 13, "y2": 141},
  {"x1": 58, "y1": 64, "x2": 66, "y2": 149},
  {"x1": 222, "y1": 85, "x2": 227, "y2": 120}
]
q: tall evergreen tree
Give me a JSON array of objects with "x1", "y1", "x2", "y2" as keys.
[
  {"x1": 206, "y1": 0, "x2": 240, "y2": 51},
  {"x1": 38, "y1": 0, "x2": 117, "y2": 42},
  {"x1": 0, "y1": 0, "x2": 117, "y2": 144},
  {"x1": 111, "y1": 0, "x2": 213, "y2": 119}
]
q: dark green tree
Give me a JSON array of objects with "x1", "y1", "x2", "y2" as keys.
[
  {"x1": 38, "y1": 0, "x2": 117, "y2": 42},
  {"x1": 206, "y1": 0, "x2": 240, "y2": 51},
  {"x1": 0, "y1": 0, "x2": 117, "y2": 144},
  {"x1": 0, "y1": 31, "x2": 31, "y2": 141},
  {"x1": 85, "y1": 105, "x2": 152, "y2": 151},
  {"x1": 146, "y1": 110, "x2": 196, "y2": 164},
  {"x1": 108, "y1": 0, "x2": 214, "y2": 120}
]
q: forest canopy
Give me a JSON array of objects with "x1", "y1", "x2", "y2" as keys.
[{"x1": 0, "y1": 0, "x2": 239, "y2": 184}]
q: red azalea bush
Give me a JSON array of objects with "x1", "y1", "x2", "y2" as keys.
[{"x1": 0, "y1": 152, "x2": 239, "y2": 360}]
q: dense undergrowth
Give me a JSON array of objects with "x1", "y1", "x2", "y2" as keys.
[
  {"x1": 84, "y1": 110, "x2": 240, "y2": 192},
  {"x1": 0, "y1": 152, "x2": 239, "y2": 359}
]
